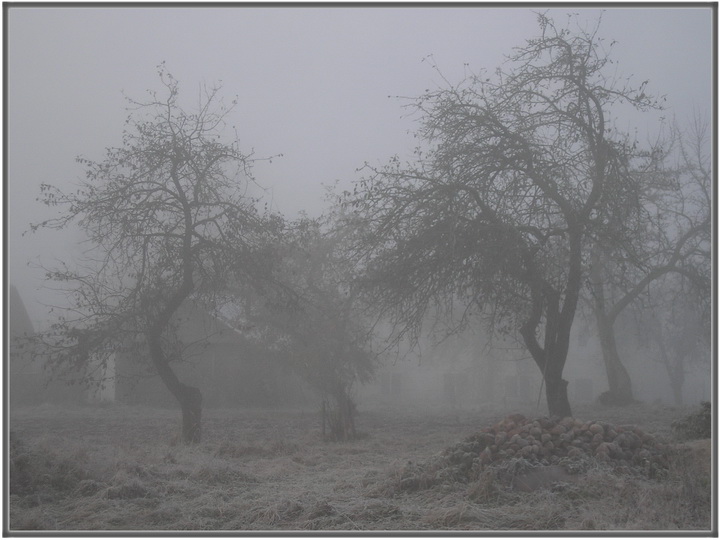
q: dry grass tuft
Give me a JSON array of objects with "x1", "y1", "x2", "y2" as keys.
[
  {"x1": 465, "y1": 469, "x2": 501, "y2": 503},
  {"x1": 214, "y1": 439, "x2": 299, "y2": 459},
  {"x1": 191, "y1": 463, "x2": 258, "y2": 485},
  {"x1": 8, "y1": 404, "x2": 711, "y2": 532},
  {"x1": 352, "y1": 501, "x2": 402, "y2": 521},
  {"x1": 9, "y1": 434, "x2": 95, "y2": 498},
  {"x1": 423, "y1": 501, "x2": 491, "y2": 528},
  {"x1": 247, "y1": 498, "x2": 306, "y2": 528}
]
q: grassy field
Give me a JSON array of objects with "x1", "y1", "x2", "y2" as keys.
[{"x1": 7, "y1": 401, "x2": 713, "y2": 532}]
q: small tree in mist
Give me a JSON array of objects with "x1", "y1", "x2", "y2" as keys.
[
  {"x1": 638, "y1": 271, "x2": 710, "y2": 406},
  {"x1": 241, "y1": 214, "x2": 375, "y2": 441},
  {"x1": 29, "y1": 65, "x2": 282, "y2": 443},
  {"x1": 344, "y1": 14, "x2": 664, "y2": 417},
  {"x1": 587, "y1": 117, "x2": 711, "y2": 405}
]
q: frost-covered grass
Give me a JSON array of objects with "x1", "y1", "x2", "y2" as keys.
[{"x1": 8, "y1": 401, "x2": 712, "y2": 532}]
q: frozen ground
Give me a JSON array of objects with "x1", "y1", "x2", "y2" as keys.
[{"x1": 7, "y1": 401, "x2": 713, "y2": 532}]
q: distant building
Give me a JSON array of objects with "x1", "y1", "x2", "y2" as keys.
[
  {"x1": 96, "y1": 300, "x2": 314, "y2": 408},
  {"x1": 8, "y1": 285, "x2": 35, "y2": 374},
  {"x1": 8, "y1": 285, "x2": 83, "y2": 406},
  {"x1": 8, "y1": 289, "x2": 313, "y2": 409}
]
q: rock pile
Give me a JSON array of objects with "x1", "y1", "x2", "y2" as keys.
[
  {"x1": 454, "y1": 413, "x2": 670, "y2": 469},
  {"x1": 397, "y1": 413, "x2": 671, "y2": 492}
]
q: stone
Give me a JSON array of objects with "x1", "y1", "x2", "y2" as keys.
[
  {"x1": 596, "y1": 452, "x2": 610, "y2": 462},
  {"x1": 567, "y1": 447, "x2": 582, "y2": 458},
  {"x1": 627, "y1": 433, "x2": 642, "y2": 449},
  {"x1": 595, "y1": 442, "x2": 610, "y2": 456},
  {"x1": 515, "y1": 437, "x2": 529, "y2": 448},
  {"x1": 615, "y1": 433, "x2": 630, "y2": 448},
  {"x1": 607, "y1": 442, "x2": 621, "y2": 457}
]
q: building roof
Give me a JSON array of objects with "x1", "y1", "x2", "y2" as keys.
[{"x1": 9, "y1": 285, "x2": 34, "y2": 339}]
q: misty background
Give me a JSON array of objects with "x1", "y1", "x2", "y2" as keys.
[{"x1": 6, "y1": 6, "x2": 713, "y2": 408}]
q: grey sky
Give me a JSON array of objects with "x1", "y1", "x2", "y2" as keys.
[{"x1": 6, "y1": 6, "x2": 714, "y2": 328}]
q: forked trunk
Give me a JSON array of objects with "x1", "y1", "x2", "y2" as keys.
[
  {"x1": 522, "y1": 304, "x2": 575, "y2": 419},
  {"x1": 520, "y1": 226, "x2": 583, "y2": 420}
]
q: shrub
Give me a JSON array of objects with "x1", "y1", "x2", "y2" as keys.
[{"x1": 672, "y1": 402, "x2": 711, "y2": 440}]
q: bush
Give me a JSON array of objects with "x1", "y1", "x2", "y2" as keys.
[
  {"x1": 672, "y1": 402, "x2": 711, "y2": 440},
  {"x1": 9, "y1": 435, "x2": 89, "y2": 496}
]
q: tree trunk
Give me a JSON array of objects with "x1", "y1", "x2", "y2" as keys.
[
  {"x1": 179, "y1": 383, "x2": 203, "y2": 443},
  {"x1": 322, "y1": 390, "x2": 357, "y2": 441},
  {"x1": 545, "y1": 376, "x2": 572, "y2": 418},
  {"x1": 669, "y1": 377, "x2": 684, "y2": 407},
  {"x1": 591, "y1": 244, "x2": 635, "y2": 406},
  {"x1": 522, "y1": 312, "x2": 575, "y2": 418},
  {"x1": 518, "y1": 225, "x2": 584, "y2": 420},
  {"x1": 148, "y1": 333, "x2": 203, "y2": 443},
  {"x1": 521, "y1": 302, "x2": 574, "y2": 419},
  {"x1": 596, "y1": 310, "x2": 634, "y2": 405},
  {"x1": 659, "y1": 341, "x2": 685, "y2": 407}
]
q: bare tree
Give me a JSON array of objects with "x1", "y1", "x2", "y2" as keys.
[
  {"x1": 344, "y1": 14, "x2": 662, "y2": 417},
  {"x1": 29, "y1": 65, "x2": 281, "y2": 442},
  {"x1": 640, "y1": 271, "x2": 710, "y2": 406},
  {"x1": 588, "y1": 117, "x2": 711, "y2": 405},
  {"x1": 240, "y1": 214, "x2": 376, "y2": 441}
]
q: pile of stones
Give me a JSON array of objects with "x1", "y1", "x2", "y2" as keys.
[
  {"x1": 397, "y1": 413, "x2": 671, "y2": 492},
  {"x1": 458, "y1": 413, "x2": 670, "y2": 467}
]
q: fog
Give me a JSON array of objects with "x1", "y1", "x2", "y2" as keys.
[
  {"x1": 3, "y1": 9, "x2": 712, "y2": 409},
  {"x1": 8, "y1": 6, "x2": 711, "y2": 326},
  {"x1": 6, "y1": 7, "x2": 715, "y2": 533},
  {"x1": 7, "y1": 6, "x2": 714, "y2": 407}
]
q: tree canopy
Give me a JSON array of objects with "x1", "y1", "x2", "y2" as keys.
[
  {"x1": 238, "y1": 213, "x2": 376, "y2": 440},
  {"x1": 31, "y1": 65, "x2": 283, "y2": 441},
  {"x1": 344, "y1": 14, "x2": 665, "y2": 417}
]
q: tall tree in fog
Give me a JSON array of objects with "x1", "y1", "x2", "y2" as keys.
[
  {"x1": 240, "y1": 213, "x2": 376, "y2": 441},
  {"x1": 344, "y1": 14, "x2": 662, "y2": 417},
  {"x1": 30, "y1": 66, "x2": 282, "y2": 443},
  {"x1": 588, "y1": 117, "x2": 711, "y2": 405}
]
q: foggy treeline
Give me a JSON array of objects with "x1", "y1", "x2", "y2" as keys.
[{"x1": 9, "y1": 13, "x2": 711, "y2": 445}]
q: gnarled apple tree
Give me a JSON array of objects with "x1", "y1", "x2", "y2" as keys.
[
  {"x1": 30, "y1": 66, "x2": 281, "y2": 442},
  {"x1": 345, "y1": 15, "x2": 661, "y2": 417}
]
